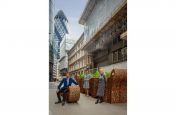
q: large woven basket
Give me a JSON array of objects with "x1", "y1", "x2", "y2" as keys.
[
  {"x1": 104, "y1": 69, "x2": 127, "y2": 103},
  {"x1": 67, "y1": 85, "x2": 80, "y2": 102}
]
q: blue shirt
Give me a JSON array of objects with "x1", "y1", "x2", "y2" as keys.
[{"x1": 66, "y1": 78, "x2": 70, "y2": 86}]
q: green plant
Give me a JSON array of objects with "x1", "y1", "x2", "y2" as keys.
[
  {"x1": 78, "y1": 73, "x2": 84, "y2": 79},
  {"x1": 92, "y1": 70, "x2": 100, "y2": 78},
  {"x1": 105, "y1": 72, "x2": 111, "y2": 78}
]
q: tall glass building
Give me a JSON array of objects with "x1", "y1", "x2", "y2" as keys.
[
  {"x1": 49, "y1": 0, "x2": 55, "y2": 82},
  {"x1": 54, "y1": 10, "x2": 69, "y2": 59},
  {"x1": 52, "y1": 10, "x2": 69, "y2": 79}
]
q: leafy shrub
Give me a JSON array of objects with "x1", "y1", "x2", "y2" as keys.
[
  {"x1": 92, "y1": 70, "x2": 100, "y2": 78},
  {"x1": 105, "y1": 72, "x2": 111, "y2": 78},
  {"x1": 78, "y1": 73, "x2": 84, "y2": 79}
]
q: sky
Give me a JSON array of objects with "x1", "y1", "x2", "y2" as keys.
[{"x1": 55, "y1": 0, "x2": 87, "y2": 41}]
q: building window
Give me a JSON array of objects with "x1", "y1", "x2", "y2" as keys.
[
  {"x1": 113, "y1": 50, "x2": 118, "y2": 63},
  {"x1": 113, "y1": 47, "x2": 127, "y2": 63}
]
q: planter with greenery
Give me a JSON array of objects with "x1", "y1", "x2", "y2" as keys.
[
  {"x1": 78, "y1": 73, "x2": 85, "y2": 93},
  {"x1": 89, "y1": 70, "x2": 100, "y2": 97}
]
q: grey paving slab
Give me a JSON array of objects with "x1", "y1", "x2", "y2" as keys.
[{"x1": 49, "y1": 82, "x2": 127, "y2": 115}]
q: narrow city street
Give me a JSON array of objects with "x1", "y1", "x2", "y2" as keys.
[{"x1": 49, "y1": 82, "x2": 127, "y2": 115}]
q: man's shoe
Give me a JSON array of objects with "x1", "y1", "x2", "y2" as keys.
[
  {"x1": 55, "y1": 101, "x2": 61, "y2": 104},
  {"x1": 95, "y1": 99, "x2": 99, "y2": 104},
  {"x1": 62, "y1": 102, "x2": 65, "y2": 106}
]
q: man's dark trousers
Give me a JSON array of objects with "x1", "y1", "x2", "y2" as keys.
[{"x1": 56, "y1": 87, "x2": 68, "y2": 102}]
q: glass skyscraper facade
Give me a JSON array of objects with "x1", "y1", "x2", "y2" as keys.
[
  {"x1": 50, "y1": 10, "x2": 69, "y2": 80},
  {"x1": 54, "y1": 10, "x2": 69, "y2": 60}
]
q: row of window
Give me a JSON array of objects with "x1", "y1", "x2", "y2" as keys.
[
  {"x1": 113, "y1": 47, "x2": 127, "y2": 63},
  {"x1": 69, "y1": 56, "x2": 92, "y2": 72},
  {"x1": 69, "y1": 40, "x2": 84, "y2": 58},
  {"x1": 69, "y1": 59, "x2": 85, "y2": 72},
  {"x1": 69, "y1": 50, "x2": 85, "y2": 65}
]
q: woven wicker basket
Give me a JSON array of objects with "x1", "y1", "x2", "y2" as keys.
[
  {"x1": 104, "y1": 69, "x2": 127, "y2": 103},
  {"x1": 67, "y1": 85, "x2": 80, "y2": 102}
]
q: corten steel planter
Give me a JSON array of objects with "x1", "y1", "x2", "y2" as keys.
[
  {"x1": 89, "y1": 78, "x2": 99, "y2": 98},
  {"x1": 74, "y1": 75, "x2": 79, "y2": 83},
  {"x1": 89, "y1": 80, "x2": 91, "y2": 95},
  {"x1": 78, "y1": 78, "x2": 85, "y2": 93}
]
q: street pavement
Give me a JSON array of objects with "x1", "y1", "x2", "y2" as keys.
[{"x1": 49, "y1": 82, "x2": 127, "y2": 115}]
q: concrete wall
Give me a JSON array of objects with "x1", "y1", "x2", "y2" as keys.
[{"x1": 102, "y1": 61, "x2": 127, "y2": 72}]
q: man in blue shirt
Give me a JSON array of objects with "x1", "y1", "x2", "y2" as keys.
[{"x1": 55, "y1": 72, "x2": 78, "y2": 106}]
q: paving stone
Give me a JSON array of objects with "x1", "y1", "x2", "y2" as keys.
[{"x1": 49, "y1": 82, "x2": 127, "y2": 115}]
